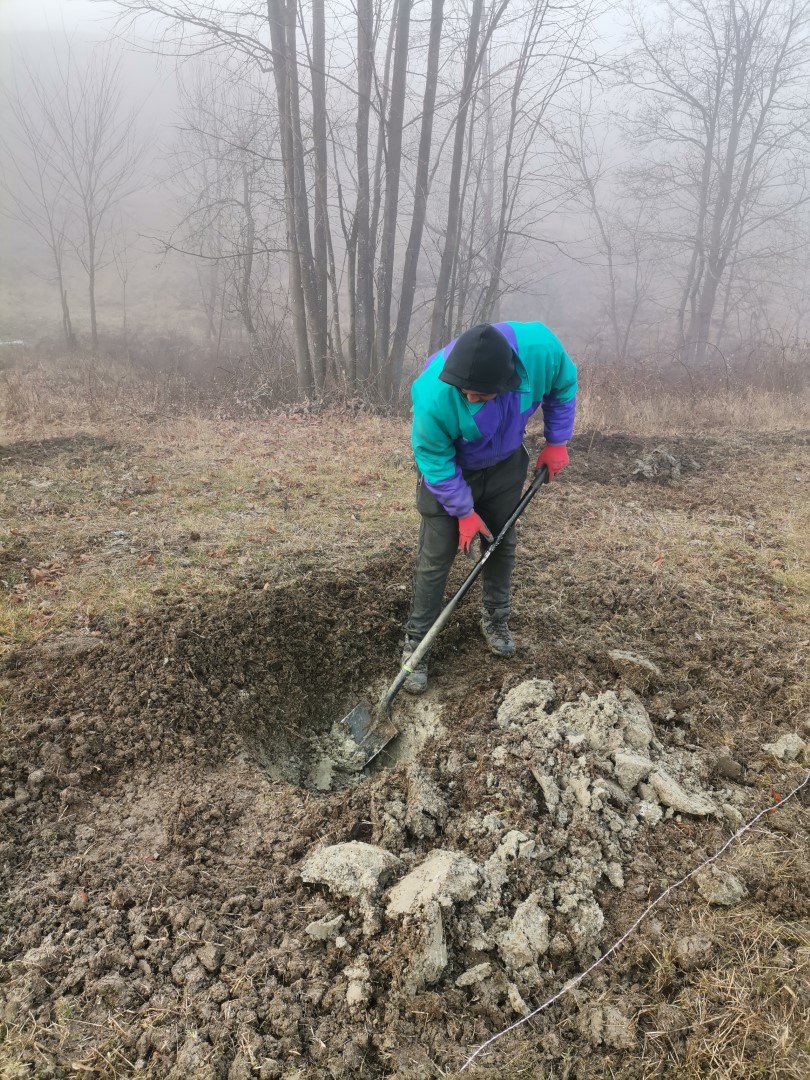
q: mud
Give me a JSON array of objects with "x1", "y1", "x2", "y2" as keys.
[
  {"x1": 0, "y1": 550, "x2": 413, "y2": 791},
  {"x1": 1, "y1": 432, "x2": 809, "y2": 1079}
]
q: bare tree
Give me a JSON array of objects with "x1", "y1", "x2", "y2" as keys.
[
  {"x1": 25, "y1": 40, "x2": 143, "y2": 351},
  {"x1": 624, "y1": 0, "x2": 810, "y2": 367},
  {"x1": 267, "y1": 0, "x2": 316, "y2": 395},
  {"x1": 374, "y1": 0, "x2": 412, "y2": 388},
  {"x1": 386, "y1": 0, "x2": 445, "y2": 399},
  {"x1": 311, "y1": 0, "x2": 330, "y2": 378},
  {"x1": 169, "y1": 70, "x2": 229, "y2": 358},
  {"x1": 427, "y1": 0, "x2": 592, "y2": 348},
  {"x1": 1, "y1": 73, "x2": 77, "y2": 350},
  {"x1": 556, "y1": 88, "x2": 656, "y2": 361},
  {"x1": 477, "y1": 0, "x2": 594, "y2": 323},
  {"x1": 428, "y1": 0, "x2": 489, "y2": 351},
  {"x1": 168, "y1": 66, "x2": 287, "y2": 353},
  {"x1": 353, "y1": 0, "x2": 376, "y2": 386},
  {"x1": 110, "y1": 0, "x2": 600, "y2": 399}
]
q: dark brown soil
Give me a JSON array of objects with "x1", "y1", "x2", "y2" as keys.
[{"x1": 1, "y1": 431, "x2": 808, "y2": 1079}]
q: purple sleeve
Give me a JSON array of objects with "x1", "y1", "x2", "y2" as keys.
[
  {"x1": 542, "y1": 394, "x2": 576, "y2": 444},
  {"x1": 423, "y1": 466, "x2": 474, "y2": 517}
]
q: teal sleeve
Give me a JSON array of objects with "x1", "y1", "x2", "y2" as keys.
[
  {"x1": 411, "y1": 406, "x2": 457, "y2": 483},
  {"x1": 410, "y1": 373, "x2": 475, "y2": 515},
  {"x1": 551, "y1": 348, "x2": 578, "y2": 402}
]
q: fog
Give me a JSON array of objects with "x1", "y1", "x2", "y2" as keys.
[{"x1": 2, "y1": 0, "x2": 809, "y2": 398}]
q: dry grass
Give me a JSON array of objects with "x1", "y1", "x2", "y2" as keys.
[
  {"x1": 0, "y1": 414, "x2": 416, "y2": 648},
  {"x1": 445, "y1": 798, "x2": 810, "y2": 1080},
  {"x1": 0, "y1": 998, "x2": 189, "y2": 1079},
  {"x1": 3, "y1": 350, "x2": 810, "y2": 433},
  {"x1": 639, "y1": 814, "x2": 810, "y2": 1080},
  {"x1": 1, "y1": 354, "x2": 227, "y2": 425},
  {"x1": 577, "y1": 384, "x2": 810, "y2": 435}
]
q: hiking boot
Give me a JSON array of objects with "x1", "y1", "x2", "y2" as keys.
[
  {"x1": 481, "y1": 614, "x2": 515, "y2": 658},
  {"x1": 401, "y1": 636, "x2": 429, "y2": 694}
]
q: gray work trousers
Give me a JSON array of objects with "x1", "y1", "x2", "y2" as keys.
[{"x1": 405, "y1": 445, "x2": 530, "y2": 642}]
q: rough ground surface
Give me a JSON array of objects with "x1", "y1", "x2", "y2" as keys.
[{"x1": 1, "y1": 426, "x2": 809, "y2": 1079}]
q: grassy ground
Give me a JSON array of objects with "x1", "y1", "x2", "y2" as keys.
[
  {"x1": 1, "y1": 377, "x2": 809, "y2": 1079},
  {"x1": 0, "y1": 414, "x2": 415, "y2": 646},
  {"x1": 1, "y1": 357, "x2": 808, "y2": 645}
]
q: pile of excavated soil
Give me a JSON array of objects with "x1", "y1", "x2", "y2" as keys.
[{"x1": 1, "y1": 557, "x2": 807, "y2": 1078}]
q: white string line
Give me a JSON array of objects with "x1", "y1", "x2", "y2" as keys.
[{"x1": 459, "y1": 769, "x2": 810, "y2": 1073}]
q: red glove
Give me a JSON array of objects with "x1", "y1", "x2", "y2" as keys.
[
  {"x1": 536, "y1": 444, "x2": 569, "y2": 480},
  {"x1": 457, "y1": 511, "x2": 493, "y2": 554}
]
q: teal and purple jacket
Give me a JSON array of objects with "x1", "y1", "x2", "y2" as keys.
[{"x1": 411, "y1": 321, "x2": 577, "y2": 517}]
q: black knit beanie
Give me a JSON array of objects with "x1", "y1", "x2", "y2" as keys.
[{"x1": 438, "y1": 324, "x2": 520, "y2": 394}]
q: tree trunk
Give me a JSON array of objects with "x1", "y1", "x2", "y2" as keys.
[
  {"x1": 429, "y1": 0, "x2": 485, "y2": 351},
  {"x1": 449, "y1": 85, "x2": 481, "y2": 333},
  {"x1": 286, "y1": 0, "x2": 327, "y2": 392},
  {"x1": 387, "y1": 0, "x2": 445, "y2": 398},
  {"x1": 61, "y1": 288, "x2": 76, "y2": 351},
  {"x1": 311, "y1": 0, "x2": 330, "y2": 389},
  {"x1": 354, "y1": 0, "x2": 375, "y2": 388},
  {"x1": 480, "y1": 1, "x2": 548, "y2": 322},
  {"x1": 267, "y1": 0, "x2": 314, "y2": 396},
  {"x1": 370, "y1": 0, "x2": 399, "y2": 254},
  {"x1": 54, "y1": 250, "x2": 76, "y2": 351},
  {"x1": 88, "y1": 228, "x2": 98, "y2": 352},
  {"x1": 376, "y1": 0, "x2": 412, "y2": 398},
  {"x1": 239, "y1": 161, "x2": 257, "y2": 341}
]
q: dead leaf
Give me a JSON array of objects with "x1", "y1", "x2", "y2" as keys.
[
  {"x1": 136, "y1": 553, "x2": 155, "y2": 566},
  {"x1": 27, "y1": 611, "x2": 54, "y2": 627},
  {"x1": 652, "y1": 553, "x2": 666, "y2": 566}
]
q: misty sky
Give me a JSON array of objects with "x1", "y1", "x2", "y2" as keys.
[{"x1": 0, "y1": 0, "x2": 115, "y2": 33}]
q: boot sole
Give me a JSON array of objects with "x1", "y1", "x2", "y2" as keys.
[{"x1": 484, "y1": 643, "x2": 515, "y2": 658}]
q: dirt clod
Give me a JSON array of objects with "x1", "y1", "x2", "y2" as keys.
[{"x1": 694, "y1": 866, "x2": 748, "y2": 906}]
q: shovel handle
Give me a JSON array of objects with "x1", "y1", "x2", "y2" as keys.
[{"x1": 382, "y1": 464, "x2": 550, "y2": 714}]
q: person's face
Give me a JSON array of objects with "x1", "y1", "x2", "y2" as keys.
[{"x1": 461, "y1": 387, "x2": 498, "y2": 404}]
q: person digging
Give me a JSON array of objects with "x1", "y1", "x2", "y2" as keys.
[{"x1": 402, "y1": 321, "x2": 578, "y2": 695}]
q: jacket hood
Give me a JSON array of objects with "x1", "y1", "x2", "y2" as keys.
[{"x1": 438, "y1": 324, "x2": 521, "y2": 394}]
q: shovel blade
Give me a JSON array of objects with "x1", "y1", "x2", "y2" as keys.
[{"x1": 342, "y1": 703, "x2": 398, "y2": 766}]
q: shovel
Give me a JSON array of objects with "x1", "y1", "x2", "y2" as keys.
[{"x1": 342, "y1": 463, "x2": 550, "y2": 766}]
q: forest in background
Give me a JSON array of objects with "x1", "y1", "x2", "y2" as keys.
[{"x1": 2, "y1": 0, "x2": 810, "y2": 403}]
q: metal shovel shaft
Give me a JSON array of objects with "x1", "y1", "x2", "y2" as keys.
[{"x1": 381, "y1": 464, "x2": 550, "y2": 716}]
